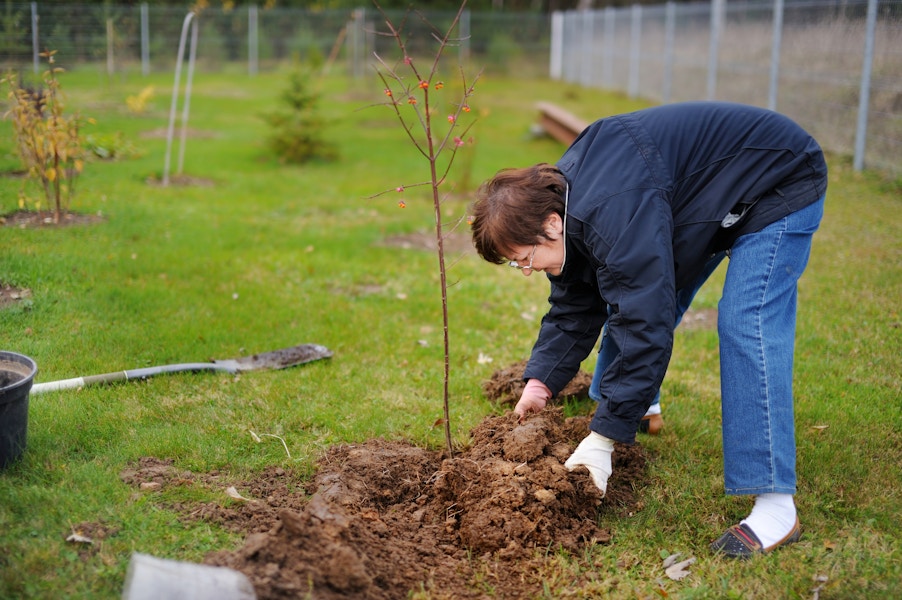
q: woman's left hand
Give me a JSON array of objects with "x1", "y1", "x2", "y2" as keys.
[{"x1": 514, "y1": 378, "x2": 552, "y2": 418}]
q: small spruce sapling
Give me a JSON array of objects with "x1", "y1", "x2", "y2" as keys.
[
  {"x1": 371, "y1": 1, "x2": 480, "y2": 456},
  {"x1": 262, "y1": 64, "x2": 337, "y2": 164}
]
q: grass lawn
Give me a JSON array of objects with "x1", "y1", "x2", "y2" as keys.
[{"x1": 1, "y1": 61, "x2": 900, "y2": 599}]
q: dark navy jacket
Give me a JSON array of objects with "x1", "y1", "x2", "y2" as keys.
[{"x1": 522, "y1": 102, "x2": 828, "y2": 444}]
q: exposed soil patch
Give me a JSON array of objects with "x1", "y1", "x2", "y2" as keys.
[
  {"x1": 120, "y1": 458, "x2": 310, "y2": 535},
  {"x1": 380, "y1": 231, "x2": 474, "y2": 255},
  {"x1": 0, "y1": 283, "x2": 31, "y2": 310},
  {"x1": 0, "y1": 210, "x2": 105, "y2": 229},
  {"x1": 0, "y1": 168, "x2": 27, "y2": 179},
  {"x1": 121, "y1": 409, "x2": 648, "y2": 599},
  {"x1": 68, "y1": 520, "x2": 120, "y2": 542},
  {"x1": 483, "y1": 359, "x2": 593, "y2": 407},
  {"x1": 140, "y1": 126, "x2": 219, "y2": 140},
  {"x1": 65, "y1": 521, "x2": 120, "y2": 560},
  {"x1": 145, "y1": 173, "x2": 217, "y2": 188}
]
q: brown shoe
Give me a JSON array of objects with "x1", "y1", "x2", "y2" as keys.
[{"x1": 638, "y1": 413, "x2": 663, "y2": 435}]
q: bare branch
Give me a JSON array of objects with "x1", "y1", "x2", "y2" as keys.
[
  {"x1": 374, "y1": 67, "x2": 429, "y2": 158},
  {"x1": 366, "y1": 180, "x2": 434, "y2": 200}
]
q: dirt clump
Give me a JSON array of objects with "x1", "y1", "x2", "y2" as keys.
[
  {"x1": 181, "y1": 409, "x2": 648, "y2": 599},
  {"x1": 482, "y1": 359, "x2": 593, "y2": 406},
  {"x1": 0, "y1": 283, "x2": 31, "y2": 309}
]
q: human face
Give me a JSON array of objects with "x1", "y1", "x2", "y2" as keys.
[
  {"x1": 507, "y1": 239, "x2": 565, "y2": 277},
  {"x1": 508, "y1": 244, "x2": 537, "y2": 274},
  {"x1": 506, "y1": 213, "x2": 566, "y2": 277}
]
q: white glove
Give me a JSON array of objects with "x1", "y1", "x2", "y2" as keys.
[
  {"x1": 564, "y1": 431, "x2": 614, "y2": 495},
  {"x1": 514, "y1": 378, "x2": 552, "y2": 418}
]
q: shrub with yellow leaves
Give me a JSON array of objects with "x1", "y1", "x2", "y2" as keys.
[
  {"x1": 2, "y1": 51, "x2": 93, "y2": 224},
  {"x1": 125, "y1": 85, "x2": 155, "y2": 115}
]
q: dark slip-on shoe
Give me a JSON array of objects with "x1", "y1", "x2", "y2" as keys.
[{"x1": 710, "y1": 517, "x2": 801, "y2": 559}]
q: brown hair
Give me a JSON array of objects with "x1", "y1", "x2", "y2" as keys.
[{"x1": 470, "y1": 163, "x2": 567, "y2": 264}]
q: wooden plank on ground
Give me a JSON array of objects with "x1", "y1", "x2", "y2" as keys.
[{"x1": 535, "y1": 101, "x2": 588, "y2": 145}]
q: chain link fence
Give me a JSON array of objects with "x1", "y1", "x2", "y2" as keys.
[
  {"x1": 1, "y1": 2, "x2": 899, "y2": 176},
  {"x1": 553, "y1": 0, "x2": 902, "y2": 177},
  {"x1": 0, "y1": 4, "x2": 550, "y2": 77}
]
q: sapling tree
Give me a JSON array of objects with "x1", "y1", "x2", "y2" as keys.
[
  {"x1": 2, "y1": 51, "x2": 91, "y2": 224},
  {"x1": 262, "y1": 63, "x2": 337, "y2": 164},
  {"x1": 371, "y1": 2, "x2": 479, "y2": 456}
]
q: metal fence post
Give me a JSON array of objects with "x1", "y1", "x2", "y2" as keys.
[
  {"x1": 767, "y1": 0, "x2": 784, "y2": 110},
  {"x1": 460, "y1": 9, "x2": 470, "y2": 66},
  {"x1": 350, "y1": 8, "x2": 365, "y2": 79},
  {"x1": 580, "y1": 10, "x2": 593, "y2": 87},
  {"x1": 854, "y1": 0, "x2": 878, "y2": 172},
  {"x1": 603, "y1": 7, "x2": 615, "y2": 89},
  {"x1": 30, "y1": 2, "x2": 38, "y2": 74},
  {"x1": 550, "y1": 11, "x2": 563, "y2": 80},
  {"x1": 628, "y1": 4, "x2": 642, "y2": 98},
  {"x1": 248, "y1": 5, "x2": 258, "y2": 77},
  {"x1": 106, "y1": 18, "x2": 114, "y2": 76},
  {"x1": 663, "y1": 1, "x2": 675, "y2": 104},
  {"x1": 707, "y1": 0, "x2": 723, "y2": 100},
  {"x1": 561, "y1": 11, "x2": 577, "y2": 82},
  {"x1": 141, "y1": 3, "x2": 150, "y2": 76}
]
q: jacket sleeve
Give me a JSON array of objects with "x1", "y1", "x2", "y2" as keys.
[
  {"x1": 522, "y1": 263, "x2": 606, "y2": 395},
  {"x1": 588, "y1": 191, "x2": 677, "y2": 443}
]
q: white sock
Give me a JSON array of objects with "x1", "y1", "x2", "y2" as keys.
[
  {"x1": 644, "y1": 403, "x2": 662, "y2": 416},
  {"x1": 740, "y1": 493, "x2": 797, "y2": 548}
]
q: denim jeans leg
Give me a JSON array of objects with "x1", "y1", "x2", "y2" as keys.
[
  {"x1": 718, "y1": 197, "x2": 824, "y2": 495},
  {"x1": 590, "y1": 252, "x2": 726, "y2": 408}
]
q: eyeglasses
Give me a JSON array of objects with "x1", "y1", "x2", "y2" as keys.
[{"x1": 508, "y1": 244, "x2": 537, "y2": 273}]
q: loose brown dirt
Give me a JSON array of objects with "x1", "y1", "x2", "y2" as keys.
[
  {"x1": 482, "y1": 359, "x2": 593, "y2": 407},
  {"x1": 380, "y1": 230, "x2": 475, "y2": 255},
  {"x1": 0, "y1": 283, "x2": 31, "y2": 310},
  {"x1": 0, "y1": 210, "x2": 105, "y2": 229},
  {"x1": 121, "y1": 408, "x2": 648, "y2": 599},
  {"x1": 144, "y1": 173, "x2": 217, "y2": 187}
]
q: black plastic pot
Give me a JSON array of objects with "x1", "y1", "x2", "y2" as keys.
[{"x1": 0, "y1": 351, "x2": 37, "y2": 469}]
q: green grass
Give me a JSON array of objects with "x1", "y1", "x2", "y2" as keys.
[{"x1": 1, "y1": 64, "x2": 900, "y2": 599}]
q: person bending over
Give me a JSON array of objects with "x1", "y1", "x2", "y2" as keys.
[{"x1": 470, "y1": 101, "x2": 827, "y2": 558}]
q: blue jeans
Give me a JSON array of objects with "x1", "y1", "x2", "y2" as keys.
[
  {"x1": 720, "y1": 196, "x2": 824, "y2": 495},
  {"x1": 589, "y1": 196, "x2": 824, "y2": 496},
  {"x1": 589, "y1": 252, "x2": 726, "y2": 409}
]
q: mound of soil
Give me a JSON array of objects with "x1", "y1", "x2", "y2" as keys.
[
  {"x1": 118, "y1": 363, "x2": 650, "y2": 598},
  {"x1": 170, "y1": 409, "x2": 646, "y2": 599},
  {"x1": 482, "y1": 359, "x2": 593, "y2": 406}
]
